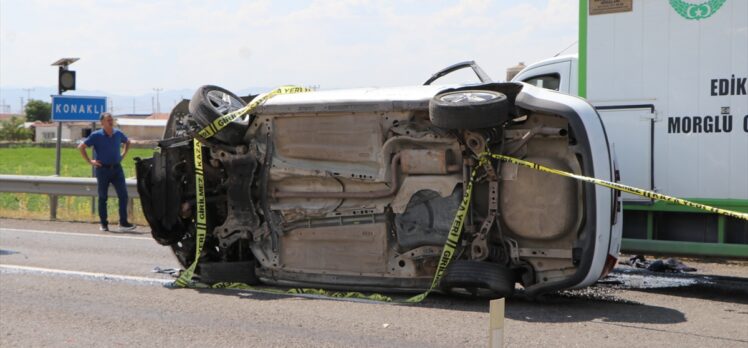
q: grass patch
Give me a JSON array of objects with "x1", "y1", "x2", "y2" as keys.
[
  {"x1": 0, "y1": 145, "x2": 155, "y2": 177},
  {"x1": 0, "y1": 145, "x2": 157, "y2": 225}
]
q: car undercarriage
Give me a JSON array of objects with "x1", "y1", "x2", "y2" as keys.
[{"x1": 136, "y1": 80, "x2": 620, "y2": 298}]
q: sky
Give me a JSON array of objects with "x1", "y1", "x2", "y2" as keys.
[{"x1": 0, "y1": 0, "x2": 578, "y2": 113}]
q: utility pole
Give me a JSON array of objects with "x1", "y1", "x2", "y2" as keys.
[
  {"x1": 153, "y1": 88, "x2": 163, "y2": 114},
  {"x1": 22, "y1": 88, "x2": 35, "y2": 104},
  {"x1": 19, "y1": 97, "x2": 24, "y2": 113}
]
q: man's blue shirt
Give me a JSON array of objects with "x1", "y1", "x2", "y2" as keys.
[{"x1": 83, "y1": 129, "x2": 129, "y2": 165}]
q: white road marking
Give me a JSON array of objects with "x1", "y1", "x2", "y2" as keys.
[
  {"x1": 1, "y1": 264, "x2": 396, "y2": 304},
  {"x1": 0, "y1": 227, "x2": 151, "y2": 240},
  {"x1": 0, "y1": 264, "x2": 173, "y2": 285}
]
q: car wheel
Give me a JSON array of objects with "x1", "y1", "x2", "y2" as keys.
[
  {"x1": 440, "y1": 260, "x2": 515, "y2": 298},
  {"x1": 199, "y1": 260, "x2": 260, "y2": 285},
  {"x1": 169, "y1": 226, "x2": 219, "y2": 272},
  {"x1": 188, "y1": 85, "x2": 248, "y2": 144},
  {"x1": 429, "y1": 90, "x2": 509, "y2": 129},
  {"x1": 170, "y1": 229, "x2": 197, "y2": 270}
]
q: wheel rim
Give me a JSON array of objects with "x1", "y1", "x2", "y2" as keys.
[
  {"x1": 439, "y1": 91, "x2": 498, "y2": 104},
  {"x1": 206, "y1": 90, "x2": 246, "y2": 117}
]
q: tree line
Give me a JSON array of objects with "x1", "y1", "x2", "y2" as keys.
[{"x1": 0, "y1": 100, "x2": 52, "y2": 141}]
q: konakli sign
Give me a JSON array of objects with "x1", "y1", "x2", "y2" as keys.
[{"x1": 52, "y1": 95, "x2": 107, "y2": 122}]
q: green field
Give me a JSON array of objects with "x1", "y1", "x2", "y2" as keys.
[
  {"x1": 0, "y1": 145, "x2": 156, "y2": 177},
  {"x1": 0, "y1": 145, "x2": 158, "y2": 224}
]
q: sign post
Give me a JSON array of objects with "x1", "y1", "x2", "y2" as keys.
[{"x1": 50, "y1": 58, "x2": 80, "y2": 220}]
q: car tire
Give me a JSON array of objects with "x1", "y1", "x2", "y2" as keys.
[
  {"x1": 440, "y1": 260, "x2": 515, "y2": 298},
  {"x1": 429, "y1": 90, "x2": 509, "y2": 129},
  {"x1": 188, "y1": 85, "x2": 248, "y2": 145},
  {"x1": 199, "y1": 260, "x2": 260, "y2": 285}
]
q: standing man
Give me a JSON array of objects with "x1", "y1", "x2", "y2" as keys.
[{"x1": 78, "y1": 112, "x2": 136, "y2": 232}]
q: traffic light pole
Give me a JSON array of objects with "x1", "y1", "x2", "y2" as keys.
[
  {"x1": 49, "y1": 58, "x2": 79, "y2": 220},
  {"x1": 51, "y1": 69, "x2": 63, "y2": 220}
]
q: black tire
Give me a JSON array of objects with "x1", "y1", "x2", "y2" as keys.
[
  {"x1": 440, "y1": 260, "x2": 515, "y2": 298},
  {"x1": 188, "y1": 85, "x2": 248, "y2": 145},
  {"x1": 429, "y1": 90, "x2": 509, "y2": 129},
  {"x1": 199, "y1": 260, "x2": 260, "y2": 285}
]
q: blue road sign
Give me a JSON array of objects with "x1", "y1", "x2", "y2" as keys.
[{"x1": 52, "y1": 95, "x2": 107, "y2": 122}]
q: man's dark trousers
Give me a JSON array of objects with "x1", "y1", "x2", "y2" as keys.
[{"x1": 96, "y1": 165, "x2": 128, "y2": 226}]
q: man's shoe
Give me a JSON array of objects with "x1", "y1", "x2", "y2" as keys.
[
  {"x1": 118, "y1": 223, "x2": 136, "y2": 232},
  {"x1": 99, "y1": 224, "x2": 109, "y2": 232}
]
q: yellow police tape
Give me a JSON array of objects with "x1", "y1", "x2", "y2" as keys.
[
  {"x1": 173, "y1": 138, "x2": 207, "y2": 288},
  {"x1": 485, "y1": 153, "x2": 748, "y2": 222},
  {"x1": 175, "y1": 86, "x2": 747, "y2": 302},
  {"x1": 197, "y1": 85, "x2": 313, "y2": 139}
]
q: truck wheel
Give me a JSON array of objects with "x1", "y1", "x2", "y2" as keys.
[
  {"x1": 188, "y1": 85, "x2": 248, "y2": 145},
  {"x1": 429, "y1": 90, "x2": 509, "y2": 129},
  {"x1": 440, "y1": 260, "x2": 515, "y2": 298}
]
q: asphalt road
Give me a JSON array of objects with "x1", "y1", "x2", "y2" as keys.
[{"x1": 1, "y1": 218, "x2": 747, "y2": 347}]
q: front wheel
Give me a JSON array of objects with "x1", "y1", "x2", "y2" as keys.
[
  {"x1": 429, "y1": 90, "x2": 509, "y2": 129},
  {"x1": 188, "y1": 85, "x2": 248, "y2": 145}
]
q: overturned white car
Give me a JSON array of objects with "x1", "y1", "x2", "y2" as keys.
[{"x1": 136, "y1": 63, "x2": 622, "y2": 298}]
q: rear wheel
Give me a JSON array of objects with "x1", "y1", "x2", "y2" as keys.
[
  {"x1": 440, "y1": 260, "x2": 515, "y2": 298},
  {"x1": 429, "y1": 90, "x2": 509, "y2": 129},
  {"x1": 188, "y1": 85, "x2": 248, "y2": 144}
]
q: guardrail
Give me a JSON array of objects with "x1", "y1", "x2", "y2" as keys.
[{"x1": 0, "y1": 174, "x2": 139, "y2": 220}]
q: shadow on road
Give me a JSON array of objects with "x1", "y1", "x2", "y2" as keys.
[
  {"x1": 165, "y1": 266, "x2": 747, "y2": 326},
  {"x1": 176, "y1": 283, "x2": 686, "y2": 326},
  {"x1": 506, "y1": 289, "x2": 686, "y2": 324}
]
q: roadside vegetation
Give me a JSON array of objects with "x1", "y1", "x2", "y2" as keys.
[
  {"x1": 0, "y1": 145, "x2": 156, "y2": 225},
  {"x1": 0, "y1": 117, "x2": 33, "y2": 141}
]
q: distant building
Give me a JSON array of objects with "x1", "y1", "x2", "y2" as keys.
[
  {"x1": 113, "y1": 113, "x2": 151, "y2": 119},
  {"x1": 31, "y1": 122, "x2": 91, "y2": 143},
  {"x1": 29, "y1": 112, "x2": 168, "y2": 143},
  {"x1": 115, "y1": 117, "x2": 166, "y2": 142},
  {"x1": 146, "y1": 112, "x2": 170, "y2": 120}
]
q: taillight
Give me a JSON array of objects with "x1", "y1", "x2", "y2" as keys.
[{"x1": 600, "y1": 254, "x2": 618, "y2": 278}]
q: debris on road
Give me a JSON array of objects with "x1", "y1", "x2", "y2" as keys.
[
  {"x1": 623, "y1": 255, "x2": 697, "y2": 273},
  {"x1": 152, "y1": 266, "x2": 181, "y2": 277}
]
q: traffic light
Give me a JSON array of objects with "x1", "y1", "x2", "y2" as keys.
[{"x1": 58, "y1": 67, "x2": 76, "y2": 93}]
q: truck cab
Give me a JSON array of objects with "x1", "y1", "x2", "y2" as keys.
[
  {"x1": 512, "y1": 55, "x2": 579, "y2": 96},
  {"x1": 509, "y1": 0, "x2": 748, "y2": 258}
]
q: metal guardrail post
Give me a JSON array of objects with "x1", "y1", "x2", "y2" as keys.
[
  {"x1": 49, "y1": 195, "x2": 57, "y2": 220},
  {"x1": 127, "y1": 198, "x2": 134, "y2": 222}
]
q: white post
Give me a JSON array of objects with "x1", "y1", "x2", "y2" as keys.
[{"x1": 488, "y1": 298, "x2": 505, "y2": 348}]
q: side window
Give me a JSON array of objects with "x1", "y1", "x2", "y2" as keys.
[{"x1": 523, "y1": 73, "x2": 561, "y2": 91}]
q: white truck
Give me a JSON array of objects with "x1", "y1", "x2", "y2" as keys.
[{"x1": 512, "y1": 0, "x2": 747, "y2": 257}]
